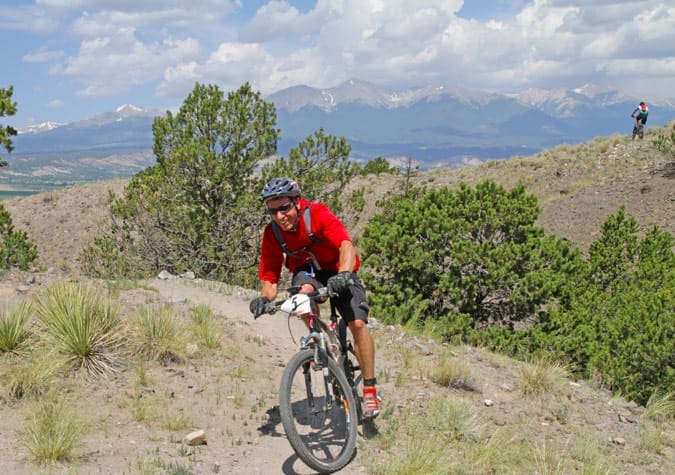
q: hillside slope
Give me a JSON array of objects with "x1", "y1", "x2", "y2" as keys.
[{"x1": 5, "y1": 126, "x2": 673, "y2": 270}]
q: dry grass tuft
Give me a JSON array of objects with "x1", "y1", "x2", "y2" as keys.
[
  {"x1": 518, "y1": 356, "x2": 569, "y2": 398},
  {"x1": 429, "y1": 351, "x2": 480, "y2": 392},
  {"x1": 131, "y1": 304, "x2": 185, "y2": 364},
  {"x1": 19, "y1": 391, "x2": 87, "y2": 463}
]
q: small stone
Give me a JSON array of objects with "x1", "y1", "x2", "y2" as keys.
[
  {"x1": 184, "y1": 429, "x2": 207, "y2": 446},
  {"x1": 170, "y1": 295, "x2": 188, "y2": 304},
  {"x1": 611, "y1": 437, "x2": 626, "y2": 446},
  {"x1": 158, "y1": 270, "x2": 175, "y2": 280},
  {"x1": 414, "y1": 342, "x2": 432, "y2": 355},
  {"x1": 484, "y1": 399, "x2": 494, "y2": 407}
]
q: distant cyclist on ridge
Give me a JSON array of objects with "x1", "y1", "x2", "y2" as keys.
[{"x1": 631, "y1": 101, "x2": 649, "y2": 130}]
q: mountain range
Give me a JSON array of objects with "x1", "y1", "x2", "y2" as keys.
[{"x1": 4, "y1": 79, "x2": 674, "y2": 189}]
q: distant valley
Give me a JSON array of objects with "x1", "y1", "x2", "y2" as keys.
[{"x1": 3, "y1": 79, "x2": 674, "y2": 194}]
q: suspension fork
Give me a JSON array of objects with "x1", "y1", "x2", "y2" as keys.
[{"x1": 302, "y1": 313, "x2": 335, "y2": 410}]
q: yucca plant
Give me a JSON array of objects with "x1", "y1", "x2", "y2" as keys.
[
  {"x1": 20, "y1": 392, "x2": 87, "y2": 462},
  {"x1": 32, "y1": 281, "x2": 126, "y2": 377},
  {"x1": 132, "y1": 304, "x2": 185, "y2": 363},
  {"x1": 0, "y1": 302, "x2": 33, "y2": 357}
]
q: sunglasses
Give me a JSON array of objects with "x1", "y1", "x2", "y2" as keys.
[{"x1": 266, "y1": 202, "x2": 294, "y2": 215}]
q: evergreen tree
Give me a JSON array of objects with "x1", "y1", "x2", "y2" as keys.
[
  {"x1": 0, "y1": 204, "x2": 38, "y2": 270},
  {"x1": 531, "y1": 208, "x2": 674, "y2": 404},
  {"x1": 81, "y1": 83, "x2": 279, "y2": 284},
  {"x1": 0, "y1": 86, "x2": 18, "y2": 167}
]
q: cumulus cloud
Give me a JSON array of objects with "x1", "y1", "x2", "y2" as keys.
[
  {"x1": 64, "y1": 28, "x2": 200, "y2": 96},
  {"x1": 17, "y1": 0, "x2": 675, "y2": 103}
]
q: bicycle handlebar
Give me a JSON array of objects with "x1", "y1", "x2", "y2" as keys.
[
  {"x1": 257, "y1": 277, "x2": 355, "y2": 319},
  {"x1": 268, "y1": 286, "x2": 330, "y2": 311}
]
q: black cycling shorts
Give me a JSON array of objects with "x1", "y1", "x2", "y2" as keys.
[{"x1": 291, "y1": 266, "x2": 369, "y2": 323}]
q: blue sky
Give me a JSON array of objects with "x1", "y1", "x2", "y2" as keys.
[{"x1": 1, "y1": 0, "x2": 673, "y2": 128}]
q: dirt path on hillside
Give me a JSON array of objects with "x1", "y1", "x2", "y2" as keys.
[{"x1": 146, "y1": 277, "x2": 369, "y2": 474}]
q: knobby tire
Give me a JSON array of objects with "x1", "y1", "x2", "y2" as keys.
[{"x1": 279, "y1": 348, "x2": 358, "y2": 474}]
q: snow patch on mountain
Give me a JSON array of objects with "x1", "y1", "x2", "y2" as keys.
[{"x1": 17, "y1": 122, "x2": 65, "y2": 134}]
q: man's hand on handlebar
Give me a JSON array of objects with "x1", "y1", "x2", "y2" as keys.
[
  {"x1": 327, "y1": 271, "x2": 354, "y2": 297},
  {"x1": 250, "y1": 296, "x2": 272, "y2": 319}
]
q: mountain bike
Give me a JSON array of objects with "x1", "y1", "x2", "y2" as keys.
[
  {"x1": 256, "y1": 286, "x2": 367, "y2": 474},
  {"x1": 632, "y1": 119, "x2": 645, "y2": 140}
]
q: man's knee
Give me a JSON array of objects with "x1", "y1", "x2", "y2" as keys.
[
  {"x1": 299, "y1": 283, "x2": 315, "y2": 294},
  {"x1": 348, "y1": 320, "x2": 368, "y2": 333}
]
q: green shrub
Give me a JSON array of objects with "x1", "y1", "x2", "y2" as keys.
[
  {"x1": 78, "y1": 235, "x2": 137, "y2": 279},
  {"x1": 651, "y1": 121, "x2": 675, "y2": 155},
  {"x1": 361, "y1": 180, "x2": 583, "y2": 338},
  {"x1": 360, "y1": 156, "x2": 399, "y2": 176},
  {"x1": 362, "y1": 182, "x2": 672, "y2": 405},
  {"x1": 524, "y1": 208, "x2": 674, "y2": 404}
]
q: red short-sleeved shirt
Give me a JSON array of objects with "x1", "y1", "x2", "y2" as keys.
[{"x1": 258, "y1": 198, "x2": 361, "y2": 284}]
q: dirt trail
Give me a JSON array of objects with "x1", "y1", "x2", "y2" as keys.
[{"x1": 117, "y1": 276, "x2": 371, "y2": 475}]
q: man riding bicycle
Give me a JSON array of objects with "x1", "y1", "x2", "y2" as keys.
[
  {"x1": 250, "y1": 177, "x2": 380, "y2": 419},
  {"x1": 631, "y1": 101, "x2": 649, "y2": 129}
]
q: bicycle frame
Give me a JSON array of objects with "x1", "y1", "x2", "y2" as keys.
[{"x1": 275, "y1": 288, "x2": 364, "y2": 421}]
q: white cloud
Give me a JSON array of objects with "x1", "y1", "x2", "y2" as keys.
[
  {"x1": 23, "y1": 49, "x2": 64, "y2": 63},
  {"x1": 0, "y1": 5, "x2": 62, "y2": 34},
  {"x1": 64, "y1": 28, "x2": 200, "y2": 96},
  {"x1": 13, "y1": 0, "x2": 675, "y2": 106}
]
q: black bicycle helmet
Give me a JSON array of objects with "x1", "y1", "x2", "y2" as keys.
[{"x1": 260, "y1": 177, "x2": 301, "y2": 202}]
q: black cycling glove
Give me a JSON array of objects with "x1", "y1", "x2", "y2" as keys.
[
  {"x1": 327, "y1": 271, "x2": 354, "y2": 297},
  {"x1": 249, "y1": 296, "x2": 270, "y2": 318}
]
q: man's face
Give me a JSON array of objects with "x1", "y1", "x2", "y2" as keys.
[{"x1": 265, "y1": 197, "x2": 299, "y2": 232}]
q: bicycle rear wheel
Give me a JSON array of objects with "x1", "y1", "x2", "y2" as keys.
[{"x1": 279, "y1": 348, "x2": 358, "y2": 474}]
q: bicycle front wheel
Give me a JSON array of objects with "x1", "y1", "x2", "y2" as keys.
[{"x1": 279, "y1": 348, "x2": 359, "y2": 474}]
